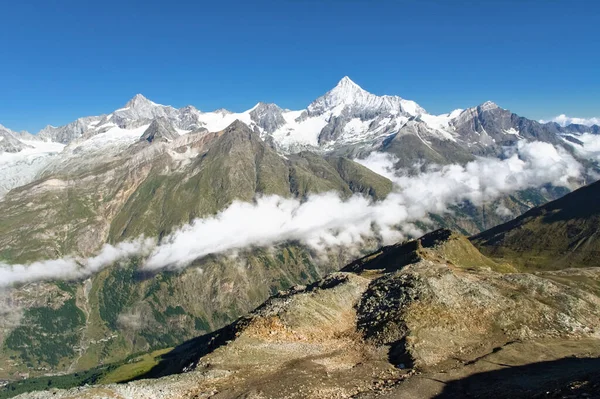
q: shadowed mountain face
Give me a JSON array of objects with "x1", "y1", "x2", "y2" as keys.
[
  {"x1": 472, "y1": 180, "x2": 600, "y2": 270},
  {"x1": 140, "y1": 117, "x2": 180, "y2": 143}
]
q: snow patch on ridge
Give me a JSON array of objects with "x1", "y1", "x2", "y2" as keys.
[
  {"x1": 0, "y1": 140, "x2": 65, "y2": 198},
  {"x1": 271, "y1": 111, "x2": 328, "y2": 148}
]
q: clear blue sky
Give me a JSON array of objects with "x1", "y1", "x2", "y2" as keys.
[{"x1": 1, "y1": 0, "x2": 598, "y2": 132}]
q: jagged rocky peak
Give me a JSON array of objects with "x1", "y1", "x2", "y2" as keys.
[
  {"x1": 214, "y1": 108, "x2": 233, "y2": 115},
  {"x1": 125, "y1": 93, "x2": 158, "y2": 110},
  {"x1": 251, "y1": 101, "x2": 282, "y2": 112},
  {"x1": 249, "y1": 102, "x2": 286, "y2": 133},
  {"x1": 308, "y1": 76, "x2": 369, "y2": 115},
  {"x1": 0, "y1": 125, "x2": 33, "y2": 153},
  {"x1": 307, "y1": 76, "x2": 426, "y2": 118},
  {"x1": 222, "y1": 119, "x2": 252, "y2": 133},
  {"x1": 38, "y1": 116, "x2": 104, "y2": 144},
  {"x1": 105, "y1": 94, "x2": 179, "y2": 129},
  {"x1": 332, "y1": 75, "x2": 367, "y2": 97},
  {"x1": 177, "y1": 105, "x2": 205, "y2": 131},
  {"x1": 140, "y1": 117, "x2": 179, "y2": 143},
  {"x1": 179, "y1": 104, "x2": 200, "y2": 113},
  {"x1": 216, "y1": 119, "x2": 258, "y2": 142},
  {"x1": 478, "y1": 100, "x2": 501, "y2": 112}
]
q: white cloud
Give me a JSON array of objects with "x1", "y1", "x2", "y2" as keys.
[
  {"x1": 146, "y1": 140, "x2": 582, "y2": 270},
  {"x1": 0, "y1": 238, "x2": 155, "y2": 288},
  {"x1": 540, "y1": 114, "x2": 600, "y2": 127},
  {"x1": 561, "y1": 133, "x2": 600, "y2": 163},
  {"x1": 495, "y1": 203, "x2": 514, "y2": 217},
  {"x1": 0, "y1": 140, "x2": 587, "y2": 286}
]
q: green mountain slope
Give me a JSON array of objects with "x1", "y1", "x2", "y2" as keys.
[
  {"x1": 0, "y1": 243, "x2": 360, "y2": 381},
  {"x1": 0, "y1": 121, "x2": 394, "y2": 380},
  {"x1": 0, "y1": 121, "x2": 391, "y2": 263},
  {"x1": 471, "y1": 180, "x2": 600, "y2": 270}
]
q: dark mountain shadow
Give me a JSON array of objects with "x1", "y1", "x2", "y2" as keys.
[
  {"x1": 123, "y1": 317, "x2": 242, "y2": 382},
  {"x1": 434, "y1": 356, "x2": 600, "y2": 398},
  {"x1": 342, "y1": 229, "x2": 454, "y2": 274}
]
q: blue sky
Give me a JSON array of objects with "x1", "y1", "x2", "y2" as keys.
[{"x1": 1, "y1": 0, "x2": 598, "y2": 132}]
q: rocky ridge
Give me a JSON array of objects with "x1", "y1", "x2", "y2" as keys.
[{"x1": 14, "y1": 225, "x2": 600, "y2": 398}]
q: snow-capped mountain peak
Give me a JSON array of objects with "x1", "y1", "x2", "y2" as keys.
[
  {"x1": 125, "y1": 93, "x2": 160, "y2": 109},
  {"x1": 214, "y1": 108, "x2": 233, "y2": 115},
  {"x1": 334, "y1": 75, "x2": 365, "y2": 93},
  {"x1": 307, "y1": 76, "x2": 426, "y2": 119},
  {"x1": 99, "y1": 94, "x2": 180, "y2": 130},
  {"x1": 479, "y1": 101, "x2": 500, "y2": 111},
  {"x1": 307, "y1": 76, "x2": 370, "y2": 115}
]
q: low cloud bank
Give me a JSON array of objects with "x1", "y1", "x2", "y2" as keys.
[
  {"x1": 146, "y1": 140, "x2": 581, "y2": 269},
  {"x1": 0, "y1": 238, "x2": 155, "y2": 287},
  {"x1": 0, "y1": 140, "x2": 586, "y2": 286},
  {"x1": 563, "y1": 133, "x2": 600, "y2": 163},
  {"x1": 540, "y1": 114, "x2": 600, "y2": 127}
]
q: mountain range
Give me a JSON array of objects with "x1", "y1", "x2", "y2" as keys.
[
  {"x1": 1, "y1": 76, "x2": 598, "y2": 197},
  {"x1": 0, "y1": 77, "x2": 599, "y2": 395}
]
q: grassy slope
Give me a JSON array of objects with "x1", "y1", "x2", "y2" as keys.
[
  {"x1": 0, "y1": 243, "x2": 348, "y2": 381},
  {"x1": 107, "y1": 123, "x2": 392, "y2": 242},
  {"x1": 0, "y1": 121, "x2": 394, "y2": 380},
  {"x1": 0, "y1": 122, "x2": 392, "y2": 263},
  {"x1": 472, "y1": 180, "x2": 600, "y2": 271}
]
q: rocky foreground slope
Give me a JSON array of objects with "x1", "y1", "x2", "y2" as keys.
[{"x1": 15, "y1": 224, "x2": 600, "y2": 398}]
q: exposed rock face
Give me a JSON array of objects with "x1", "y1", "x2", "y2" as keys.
[
  {"x1": 249, "y1": 102, "x2": 286, "y2": 133},
  {"x1": 450, "y1": 101, "x2": 564, "y2": 156},
  {"x1": 36, "y1": 94, "x2": 207, "y2": 144},
  {"x1": 2, "y1": 79, "x2": 600, "y2": 398},
  {"x1": 99, "y1": 94, "x2": 206, "y2": 131},
  {"x1": 308, "y1": 76, "x2": 427, "y2": 146},
  {"x1": 140, "y1": 117, "x2": 180, "y2": 143},
  {"x1": 560, "y1": 122, "x2": 600, "y2": 134},
  {"x1": 38, "y1": 116, "x2": 105, "y2": 144},
  {"x1": 308, "y1": 76, "x2": 425, "y2": 118},
  {"x1": 380, "y1": 118, "x2": 475, "y2": 168},
  {"x1": 177, "y1": 105, "x2": 206, "y2": 130},
  {"x1": 0, "y1": 126, "x2": 31, "y2": 152},
  {"x1": 6, "y1": 77, "x2": 600, "y2": 178},
  {"x1": 18, "y1": 228, "x2": 600, "y2": 398}
]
